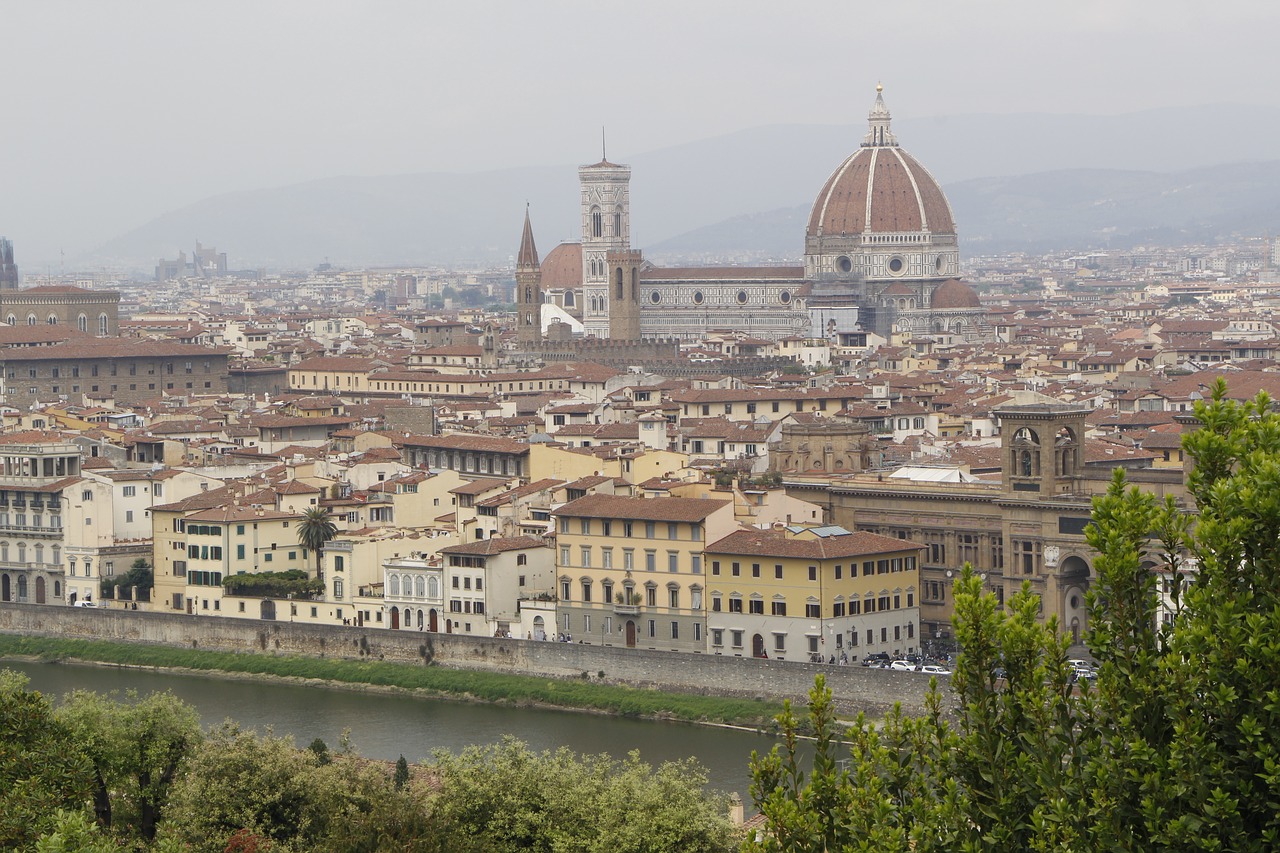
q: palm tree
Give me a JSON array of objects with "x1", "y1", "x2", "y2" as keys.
[{"x1": 297, "y1": 506, "x2": 338, "y2": 581}]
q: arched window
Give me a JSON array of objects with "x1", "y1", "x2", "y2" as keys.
[
  {"x1": 427, "y1": 576, "x2": 439, "y2": 598},
  {"x1": 564, "y1": 290, "x2": 575, "y2": 308},
  {"x1": 591, "y1": 206, "x2": 602, "y2": 238},
  {"x1": 389, "y1": 575, "x2": 400, "y2": 596},
  {"x1": 615, "y1": 267, "x2": 623, "y2": 300},
  {"x1": 99, "y1": 314, "x2": 109, "y2": 335},
  {"x1": 631, "y1": 267, "x2": 638, "y2": 301},
  {"x1": 415, "y1": 576, "x2": 425, "y2": 596},
  {"x1": 34, "y1": 545, "x2": 43, "y2": 565},
  {"x1": 51, "y1": 546, "x2": 60, "y2": 566},
  {"x1": 47, "y1": 314, "x2": 57, "y2": 325},
  {"x1": 77, "y1": 314, "x2": 88, "y2": 332},
  {"x1": 27, "y1": 314, "x2": 37, "y2": 326},
  {"x1": 613, "y1": 207, "x2": 622, "y2": 237},
  {"x1": 5, "y1": 314, "x2": 15, "y2": 325},
  {"x1": 17, "y1": 543, "x2": 26, "y2": 564},
  {"x1": 0, "y1": 542, "x2": 8, "y2": 562}
]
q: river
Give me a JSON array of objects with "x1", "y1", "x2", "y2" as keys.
[{"x1": 4, "y1": 659, "x2": 806, "y2": 804}]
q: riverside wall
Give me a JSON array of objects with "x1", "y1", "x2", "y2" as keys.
[{"x1": 0, "y1": 603, "x2": 935, "y2": 717}]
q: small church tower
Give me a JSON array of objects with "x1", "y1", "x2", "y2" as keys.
[
  {"x1": 516, "y1": 207, "x2": 542, "y2": 348},
  {"x1": 995, "y1": 404, "x2": 1091, "y2": 496},
  {"x1": 607, "y1": 249, "x2": 643, "y2": 341}
]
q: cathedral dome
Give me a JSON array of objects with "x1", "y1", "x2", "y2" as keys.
[
  {"x1": 929, "y1": 278, "x2": 981, "y2": 309},
  {"x1": 541, "y1": 242, "x2": 582, "y2": 289},
  {"x1": 806, "y1": 86, "x2": 954, "y2": 240}
]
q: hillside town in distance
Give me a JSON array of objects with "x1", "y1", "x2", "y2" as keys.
[{"x1": 0, "y1": 89, "x2": 1271, "y2": 666}]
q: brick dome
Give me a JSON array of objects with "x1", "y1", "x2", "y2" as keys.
[
  {"x1": 806, "y1": 85, "x2": 954, "y2": 241},
  {"x1": 930, "y1": 278, "x2": 981, "y2": 309},
  {"x1": 540, "y1": 242, "x2": 582, "y2": 289}
]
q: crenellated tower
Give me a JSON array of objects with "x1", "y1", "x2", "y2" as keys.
[
  {"x1": 515, "y1": 207, "x2": 543, "y2": 347},
  {"x1": 607, "y1": 249, "x2": 644, "y2": 341}
]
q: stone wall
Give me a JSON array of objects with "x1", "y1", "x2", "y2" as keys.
[{"x1": 0, "y1": 603, "x2": 935, "y2": 717}]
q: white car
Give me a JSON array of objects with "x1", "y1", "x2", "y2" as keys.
[
  {"x1": 889, "y1": 660, "x2": 916, "y2": 671},
  {"x1": 919, "y1": 664, "x2": 952, "y2": 676}
]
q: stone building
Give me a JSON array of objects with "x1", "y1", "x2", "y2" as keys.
[
  {"x1": 0, "y1": 338, "x2": 232, "y2": 409},
  {"x1": 0, "y1": 240, "x2": 121, "y2": 336},
  {"x1": 779, "y1": 404, "x2": 1188, "y2": 649}
]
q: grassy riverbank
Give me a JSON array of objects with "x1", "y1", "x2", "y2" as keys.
[{"x1": 0, "y1": 634, "x2": 784, "y2": 726}]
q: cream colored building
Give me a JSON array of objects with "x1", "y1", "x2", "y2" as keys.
[{"x1": 552, "y1": 494, "x2": 736, "y2": 651}]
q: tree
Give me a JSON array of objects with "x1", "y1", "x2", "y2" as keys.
[
  {"x1": 56, "y1": 688, "x2": 203, "y2": 840},
  {"x1": 429, "y1": 736, "x2": 736, "y2": 853},
  {"x1": 746, "y1": 382, "x2": 1280, "y2": 849},
  {"x1": 394, "y1": 754, "x2": 409, "y2": 790},
  {"x1": 297, "y1": 506, "x2": 338, "y2": 579},
  {"x1": 0, "y1": 670, "x2": 94, "y2": 849}
]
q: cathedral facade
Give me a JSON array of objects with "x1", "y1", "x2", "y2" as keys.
[{"x1": 524, "y1": 86, "x2": 988, "y2": 344}]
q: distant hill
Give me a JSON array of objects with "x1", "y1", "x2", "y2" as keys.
[
  {"x1": 87, "y1": 104, "x2": 1280, "y2": 270},
  {"x1": 646, "y1": 161, "x2": 1280, "y2": 261}
]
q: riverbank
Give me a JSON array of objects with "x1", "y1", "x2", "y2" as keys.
[{"x1": 0, "y1": 634, "x2": 785, "y2": 727}]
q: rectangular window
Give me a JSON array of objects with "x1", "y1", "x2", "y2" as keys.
[
  {"x1": 808, "y1": 565, "x2": 817, "y2": 581},
  {"x1": 833, "y1": 601, "x2": 845, "y2": 617},
  {"x1": 122, "y1": 485, "x2": 136, "y2": 497},
  {"x1": 729, "y1": 597, "x2": 743, "y2": 613},
  {"x1": 732, "y1": 562, "x2": 740, "y2": 577},
  {"x1": 806, "y1": 602, "x2": 820, "y2": 618},
  {"x1": 580, "y1": 518, "x2": 591, "y2": 535},
  {"x1": 668, "y1": 588, "x2": 679, "y2": 608},
  {"x1": 647, "y1": 619, "x2": 656, "y2": 638},
  {"x1": 711, "y1": 627, "x2": 721, "y2": 646},
  {"x1": 668, "y1": 552, "x2": 679, "y2": 572},
  {"x1": 693, "y1": 623, "x2": 702, "y2": 642},
  {"x1": 774, "y1": 634, "x2": 786, "y2": 652},
  {"x1": 623, "y1": 549, "x2": 634, "y2": 570},
  {"x1": 752, "y1": 563, "x2": 760, "y2": 578},
  {"x1": 772, "y1": 600, "x2": 787, "y2": 616},
  {"x1": 580, "y1": 547, "x2": 591, "y2": 568},
  {"x1": 712, "y1": 595, "x2": 722, "y2": 612},
  {"x1": 581, "y1": 581, "x2": 592, "y2": 603},
  {"x1": 645, "y1": 522, "x2": 656, "y2": 539},
  {"x1": 749, "y1": 599, "x2": 764, "y2": 615},
  {"x1": 602, "y1": 548, "x2": 613, "y2": 569},
  {"x1": 731, "y1": 630, "x2": 744, "y2": 648},
  {"x1": 236, "y1": 544, "x2": 245, "y2": 560},
  {"x1": 835, "y1": 564, "x2": 842, "y2": 579},
  {"x1": 560, "y1": 546, "x2": 571, "y2": 566},
  {"x1": 624, "y1": 521, "x2": 634, "y2": 537},
  {"x1": 711, "y1": 560, "x2": 720, "y2": 576},
  {"x1": 691, "y1": 554, "x2": 701, "y2": 574},
  {"x1": 775, "y1": 564, "x2": 783, "y2": 579},
  {"x1": 646, "y1": 586, "x2": 657, "y2": 607},
  {"x1": 561, "y1": 580, "x2": 571, "y2": 600},
  {"x1": 584, "y1": 614, "x2": 591, "y2": 633},
  {"x1": 645, "y1": 551, "x2": 656, "y2": 572}
]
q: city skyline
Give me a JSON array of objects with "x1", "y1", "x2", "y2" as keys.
[{"x1": 3, "y1": 2, "x2": 1279, "y2": 267}]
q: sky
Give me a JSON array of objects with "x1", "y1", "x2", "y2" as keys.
[{"x1": 3, "y1": 0, "x2": 1279, "y2": 269}]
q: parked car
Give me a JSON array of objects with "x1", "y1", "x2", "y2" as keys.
[
  {"x1": 861, "y1": 652, "x2": 891, "y2": 668},
  {"x1": 919, "y1": 664, "x2": 952, "y2": 676},
  {"x1": 889, "y1": 660, "x2": 917, "y2": 672},
  {"x1": 72, "y1": 600, "x2": 98, "y2": 608}
]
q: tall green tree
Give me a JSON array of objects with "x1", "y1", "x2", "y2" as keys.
[
  {"x1": 746, "y1": 381, "x2": 1280, "y2": 850},
  {"x1": 56, "y1": 688, "x2": 202, "y2": 840},
  {"x1": 297, "y1": 505, "x2": 338, "y2": 579},
  {"x1": 0, "y1": 670, "x2": 93, "y2": 849}
]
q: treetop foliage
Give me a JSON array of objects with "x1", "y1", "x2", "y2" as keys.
[{"x1": 748, "y1": 380, "x2": 1280, "y2": 851}]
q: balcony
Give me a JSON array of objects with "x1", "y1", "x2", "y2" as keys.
[{"x1": 613, "y1": 603, "x2": 640, "y2": 615}]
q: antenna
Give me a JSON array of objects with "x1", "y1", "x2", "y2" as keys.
[{"x1": 601, "y1": 126, "x2": 606, "y2": 162}]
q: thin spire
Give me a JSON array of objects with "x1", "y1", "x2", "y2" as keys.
[
  {"x1": 602, "y1": 126, "x2": 607, "y2": 162},
  {"x1": 862, "y1": 82, "x2": 898, "y2": 148},
  {"x1": 517, "y1": 206, "x2": 540, "y2": 269}
]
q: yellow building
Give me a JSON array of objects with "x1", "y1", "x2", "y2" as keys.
[
  {"x1": 553, "y1": 494, "x2": 736, "y2": 651},
  {"x1": 151, "y1": 488, "x2": 310, "y2": 616},
  {"x1": 704, "y1": 525, "x2": 923, "y2": 662}
]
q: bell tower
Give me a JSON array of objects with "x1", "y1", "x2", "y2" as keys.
[
  {"x1": 995, "y1": 404, "x2": 1091, "y2": 496},
  {"x1": 579, "y1": 138, "x2": 632, "y2": 338},
  {"x1": 607, "y1": 249, "x2": 643, "y2": 341},
  {"x1": 515, "y1": 207, "x2": 542, "y2": 348}
]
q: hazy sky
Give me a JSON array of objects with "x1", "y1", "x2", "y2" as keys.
[{"x1": 3, "y1": 1, "x2": 1279, "y2": 268}]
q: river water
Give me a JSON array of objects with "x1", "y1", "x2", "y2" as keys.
[{"x1": 5, "y1": 659, "x2": 803, "y2": 804}]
